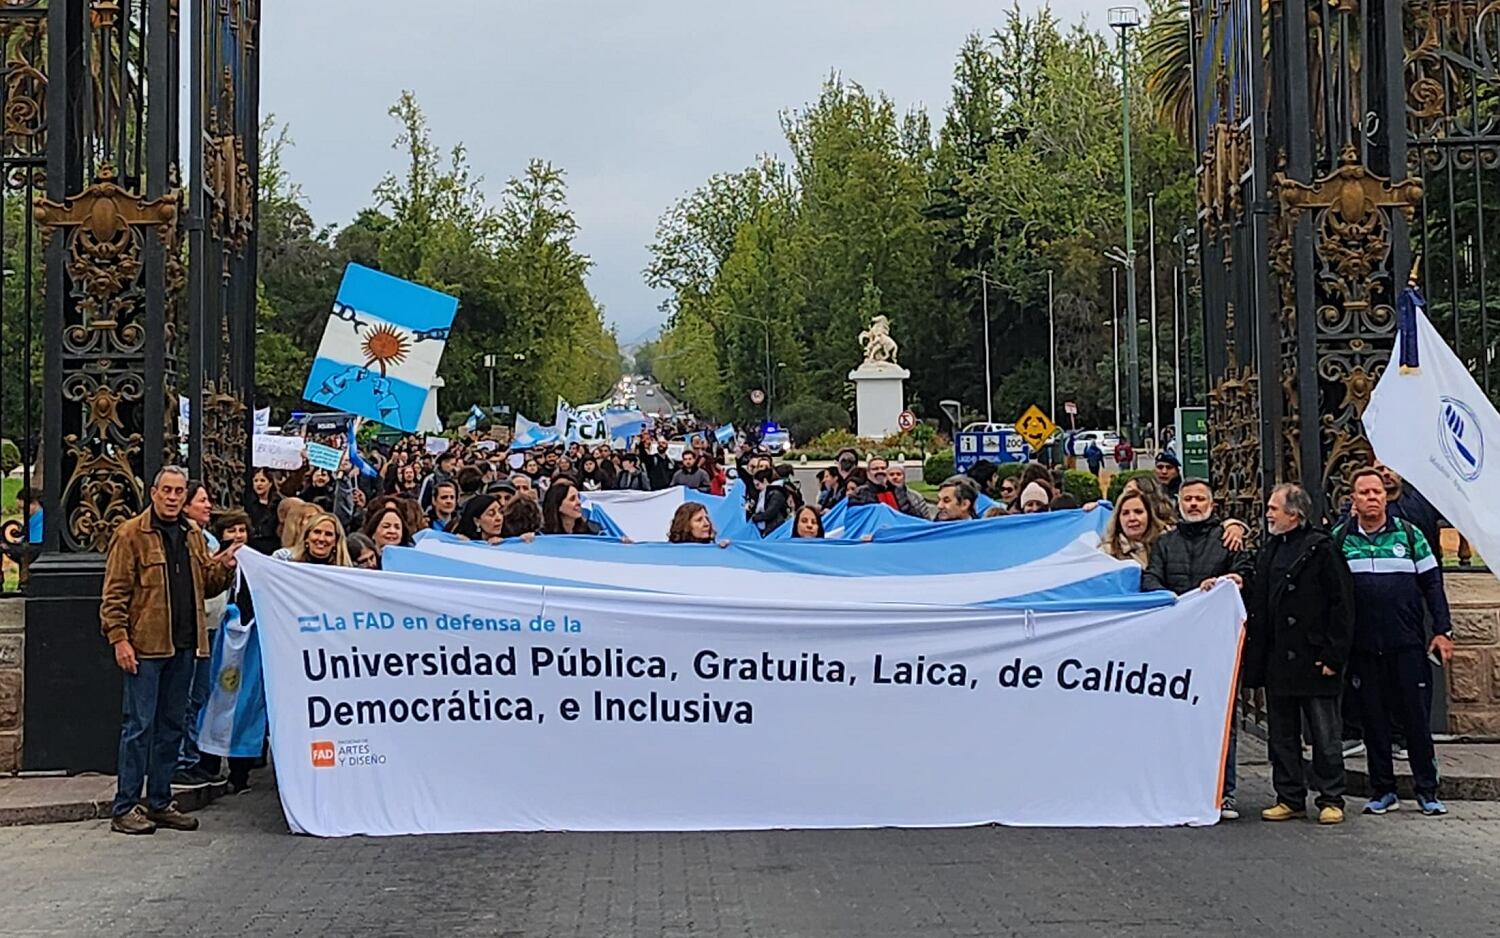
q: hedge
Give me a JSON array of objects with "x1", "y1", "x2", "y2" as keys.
[
  {"x1": 1061, "y1": 469, "x2": 1103, "y2": 504},
  {"x1": 0, "y1": 438, "x2": 19, "y2": 475},
  {"x1": 923, "y1": 450, "x2": 955, "y2": 483},
  {"x1": 1107, "y1": 468, "x2": 1156, "y2": 502}
]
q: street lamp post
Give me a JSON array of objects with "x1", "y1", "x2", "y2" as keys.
[
  {"x1": 981, "y1": 270, "x2": 994, "y2": 424},
  {"x1": 1112, "y1": 267, "x2": 1122, "y2": 436},
  {"x1": 1110, "y1": 5, "x2": 1142, "y2": 447},
  {"x1": 482, "y1": 353, "x2": 497, "y2": 416},
  {"x1": 1147, "y1": 191, "x2": 1161, "y2": 446},
  {"x1": 1047, "y1": 269, "x2": 1056, "y2": 421}
]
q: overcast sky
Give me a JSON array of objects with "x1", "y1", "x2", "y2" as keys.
[{"x1": 261, "y1": 0, "x2": 1097, "y2": 342}]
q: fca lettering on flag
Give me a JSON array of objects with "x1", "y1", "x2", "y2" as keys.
[{"x1": 311, "y1": 741, "x2": 336, "y2": 768}]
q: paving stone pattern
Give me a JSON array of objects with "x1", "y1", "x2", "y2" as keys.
[{"x1": 0, "y1": 760, "x2": 1496, "y2": 937}]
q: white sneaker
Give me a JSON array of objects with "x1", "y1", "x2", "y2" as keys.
[
  {"x1": 1342, "y1": 741, "x2": 1366, "y2": 758},
  {"x1": 1393, "y1": 747, "x2": 1410, "y2": 762},
  {"x1": 1220, "y1": 799, "x2": 1240, "y2": 821}
]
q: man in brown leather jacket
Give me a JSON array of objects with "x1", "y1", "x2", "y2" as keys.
[{"x1": 99, "y1": 466, "x2": 238, "y2": 834}]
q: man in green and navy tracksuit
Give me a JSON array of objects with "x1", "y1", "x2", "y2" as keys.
[{"x1": 1335, "y1": 467, "x2": 1455, "y2": 816}]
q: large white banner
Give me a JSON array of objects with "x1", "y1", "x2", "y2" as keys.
[{"x1": 238, "y1": 551, "x2": 1243, "y2": 836}]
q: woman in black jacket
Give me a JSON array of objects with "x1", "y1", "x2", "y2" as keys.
[{"x1": 244, "y1": 468, "x2": 282, "y2": 555}]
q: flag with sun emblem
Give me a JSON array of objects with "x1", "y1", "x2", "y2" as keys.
[{"x1": 303, "y1": 263, "x2": 460, "y2": 432}]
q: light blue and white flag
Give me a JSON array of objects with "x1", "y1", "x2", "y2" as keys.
[
  {"x1": 389, "y1": 509, "x2": 1154, "y2": 610},
  {"x1": 196, "y1": 602, "x2": 268, "y2": 759},
  {"x1": 464, "y1": 404, "x2": 486, "y2": 433},
  {"x1": 303, "y1": 264, "x2": 459, "y2": 433},
  {"x1": 512, "y1": 413, "x2": 560, "y2": 450},
  {"x1": 604, "y1": 408, "x2": 649, "y2": 446},
  {"x1": 714, "y1": 423, "x2": 736, "y2": 446},
  {"x1": 1366, "y1": 294, "x2": 1500, "y2": 582}
]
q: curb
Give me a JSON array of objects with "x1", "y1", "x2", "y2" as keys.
[
  {"x1": 1343, "y1": 761, "x2": 1500, "y2": 801},
  {"x1": 0, "y1": 778, "x2": 226, "y2": 828}
]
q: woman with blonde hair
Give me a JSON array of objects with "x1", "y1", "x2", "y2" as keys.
[
  {"x1": 275, "y1": 501, "x2": 321, "y2": 557},
  {"x1": 1103, "y1": 490, "x2": 1168, "y2": 568},
  {"x1": 289, "y1": 511, "x2": 353, "y2": 566}
]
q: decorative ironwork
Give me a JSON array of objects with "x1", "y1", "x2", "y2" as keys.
[
  {"x1": 1276, "y1": 144, "x2": 1424, "y2": 308},
  {"x1": 59, "y1": 375, "x2": 143, "y2": 553},
  {"x1": 33, "y1": 163, "x2": 178, "y2": 332},
  {"x1": 1198, "y1": 120, "x2": 1251, "y2": 261},
  {"x1": 1208, "y1": 311, "x2": 1262, "y2": 532}
]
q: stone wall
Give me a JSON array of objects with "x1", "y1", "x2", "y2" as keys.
[
  {"x1": 0, "y1": 598, "x2": 21, "y2": 772},
  {"x1": 1446, "y1": 573, "x2": 1500, "y2": 737}
]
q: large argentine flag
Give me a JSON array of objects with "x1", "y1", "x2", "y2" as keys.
[
  {"x1": 303, "y1": 264, "x2": 459, "y2": 433},
  {"x1": 385, "y1": 509, "x2": 1159, "y2": 610},
  {"x1": 1366, "y1": 295, "x2": 1500, "y2": 581}
]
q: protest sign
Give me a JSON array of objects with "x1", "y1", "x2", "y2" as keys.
[
  {"x1": 252, "y1": 434, "x2": 305, "y2": 470},
  {"x1": 303, "y1": 264, "x2": 459, "y2": 433},
  {"x1": 305, "y1": 442, "x2": 344, "y2": 471},
  {"x1": 239, "y1": 550, "x2": 1242, "y2": 836}
]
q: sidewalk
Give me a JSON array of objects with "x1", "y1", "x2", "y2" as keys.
[
  {"x1": 1344, "y1": 743, "x2": 1500, "y2": 801},
  {"x1": 0, "y1": 774, "x2": 225, "y2": 827}
]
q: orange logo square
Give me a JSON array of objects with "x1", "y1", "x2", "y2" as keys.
[{"x1": 310, "y1": 741, "x2": 335, "y2": 768}]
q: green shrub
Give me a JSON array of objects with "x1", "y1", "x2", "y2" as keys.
[
  {"x1": 1107, "y1": 468, "x2": 1156, "y2": 502},
  {"x1": 0, "y1": 439, "x2": 19, "y2": 474},
  {"x1": 1062, "y1": 469, "x2": 1102, "y2": 504},
  {"x1": 779, "y1": 397, "x2": 850, "y2": 445},
  {"x1": 924, "y1": 450, "x2": 955, "y2": 483}
]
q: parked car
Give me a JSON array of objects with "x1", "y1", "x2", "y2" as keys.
[
  {"x1": 1068, "y1": 430, "x2": 1121, "y2": 458},
  {"x1": 762, "y1": 428, "x2": 791, "y2": 455}
]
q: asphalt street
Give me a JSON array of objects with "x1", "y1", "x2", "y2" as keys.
[{"x1": 1, "y1": 749, "x2": 1495, "y2": 938}]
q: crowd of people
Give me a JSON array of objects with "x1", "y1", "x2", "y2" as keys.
[{"x1": 94, "y1": 416, "x2": 1457, "y2": 835}]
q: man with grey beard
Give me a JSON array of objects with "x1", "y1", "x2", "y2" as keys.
[
  {"x1": 1242, "y1": 484, "x2": 1355, "y2": 824},
  {"x1": 1142, "y1": 478, "x2": 1253, "y2": 820},
  {"x1": 1142, "y1": 480, "x2": 1254, "y2": 595}
]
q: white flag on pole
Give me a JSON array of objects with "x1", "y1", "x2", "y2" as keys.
[{"x1": 1365, "y1": 301, "x2": 1500, "y2": 579}]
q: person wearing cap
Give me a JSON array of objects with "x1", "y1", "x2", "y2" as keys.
[
  {"x1": 1017, "y1": 482, "x2": 1051, "y2": 514},
  {"x1": 485, "y1": 477, "x2": 518, "y2": 513},
  {"x1": 615, "y1": 451, "x2": 651, "y2": 491},
  {"x1": 1155, "y1": 451, "x2": 1182, "y2": 499}
]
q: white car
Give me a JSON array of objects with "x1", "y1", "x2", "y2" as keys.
[
  {"x1": 962, "y1": 422, "x2": 1014, "y2": 434},
  {"x1": 1069, "y1": 430, "x2": 1121, "y2": 458}
]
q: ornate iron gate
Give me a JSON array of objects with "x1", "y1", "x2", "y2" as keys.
[
  {"x1": 1194, "y1": 0, "x2": 1498, "y2": 521},
  {"x1": 18, "y1": 0, "x2": 259, "y2": 773},
  {"x1": 0, "y1": 4, "x2": 45, "y2": 595}
]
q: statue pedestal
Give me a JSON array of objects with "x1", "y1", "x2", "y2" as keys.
[{"x1": 848, "y1": 362, "x2": 910, "y2": 439}]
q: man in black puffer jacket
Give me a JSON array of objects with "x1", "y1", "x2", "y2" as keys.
[
  {"x1": 1142, "y1": 479, "x2": 1255, "y2": 594},
  {"x1": 1142, "y1": 477, "x2": 1254, "y2": 822}
]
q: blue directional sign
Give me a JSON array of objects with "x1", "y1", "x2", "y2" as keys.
[{"x1": 954, "y1": 430, "x2": 1027, "y2": 471}]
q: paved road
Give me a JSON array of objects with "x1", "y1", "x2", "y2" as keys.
[{"x1": 1, "y1": 748, "x2": 1496, "y2": 937}]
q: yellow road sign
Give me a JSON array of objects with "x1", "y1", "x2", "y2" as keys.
[{"x1": 1015, "y1": 404, "x2": 1056, "y2": 452}]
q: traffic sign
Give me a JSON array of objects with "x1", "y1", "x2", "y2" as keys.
[
  {"x1": 1014, "y1": 404, "x2": 1057, "y2": 452},
  {"x1": 1063, "y1": 401, "x2": 1078, "y2": 416},
  {"x1": 897, "y1": 409, "x2": 917, "y2": 432},
  {"x1": 953, "y1": 430, "x2": 1026, "y2": 470},
  {"x1": 749, "y1": 388, "x2": 765, "y2": 405}
]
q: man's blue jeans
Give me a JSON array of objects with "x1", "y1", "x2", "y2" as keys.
[{"x1": 112, "y1": 647, "x2": 196, "y2": 817}]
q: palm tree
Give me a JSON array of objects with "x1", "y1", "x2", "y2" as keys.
[{"x1": 1141, "y1": 0, "x2": 1194, "y2": 145}]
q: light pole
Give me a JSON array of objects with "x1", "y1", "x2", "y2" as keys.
[
  {"x1": 1047, "y1": 269, "x2": 1056, "y2": 421},
  {"x1": 1111, "y1": 267, "x2": 1122, "y2": 436},
  {"x1": 1110, "y1": 5, "x2": 1141, "y2": 446},
  {"x1": 482, "y1": 353, "x2": 497, "y2": 415},
  {"x1": 1147, "y1": 191, "x2": 1161, "y2": 447},
  {"x1": 980, "y1": 269, "x2": 994, "y2": 423}
]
